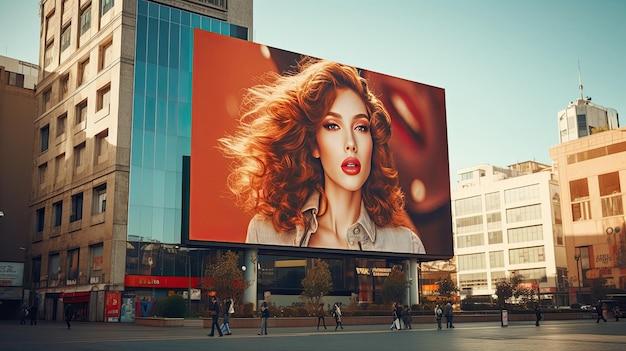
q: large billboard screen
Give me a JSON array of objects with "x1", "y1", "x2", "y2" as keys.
[{"x1": 188, "y1": 30, "x2": 452, "y2": 258}]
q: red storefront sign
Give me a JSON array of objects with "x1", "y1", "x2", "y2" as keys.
[
  {"x1": 124, "y1": 275, "x2": 200, "y2": 288},
  {"x1": 105, "y1": 291, "x2": 121, "y2": 322}
]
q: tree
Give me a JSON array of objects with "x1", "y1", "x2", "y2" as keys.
[
  {"x1": 380, "y1": 267, "x2": 408, "y2": 304},
  {"x1": 495, "y1": 279, "x2": 514, "y2": 308},
  {"x1": 300, "y1": 258, "x2": 333, "y2": 314},
  {"x1": 437, "y1": 275, "x2": 459, "y2": 298},
  {"x1": 202, "y1": 250, "x2": 249, "y2": 310}
]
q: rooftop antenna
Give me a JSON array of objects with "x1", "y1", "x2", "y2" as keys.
[{"x1": 578, "y1": 60, "x2": 584, "y2": 100}]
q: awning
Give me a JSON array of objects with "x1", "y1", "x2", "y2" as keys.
[{"x1": 61, "y1": 291, "x2": 91, "y2": 304}]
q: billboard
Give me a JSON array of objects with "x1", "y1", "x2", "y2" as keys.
[{"x1": 188, "y1": 30, "x2": 452, "y2": 258}]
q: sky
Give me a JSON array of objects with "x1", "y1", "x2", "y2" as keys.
[{"x1": 2, "y1": 0, "x2": 625, "y2": 189}]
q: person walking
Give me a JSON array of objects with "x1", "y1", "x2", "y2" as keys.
[
  {"x1": 612, "y1": 304, "x2": 621, "y2": 321},
  {"x1": 395, "y1": 302, "x2": 404, "y2": 330},
  {"x1": 207, "y1": 296, "x2": 223, "y2": 337},
  {"x1": 444, "y1": 301, "x2": 454, "y2": 328},
  {"x1": 402, "y1": 305, "x2": 412, "y2": 330},
  {"x1": 435, "y1": 304, "x2": 443, "y2": 330},
  {"x1": 220, "y1": 298, "x2": 233, "y2": 335},
  {"x1": 20, "y1": 304, "x2": 29, "y2": 325},
  {"x1": 258, "y1": 301, "x2": 269, "y2": 335},
  {"x1": 28, "y1": 305, "x2": 38, "y2": 326},
  {"x1": 595, "y1": 300, "x2": 607, "y2": 323},
  {"x1": 534, "y1": 305, "x2": 543, "y2": 326},
  {"x1": 333, "y1": 303, "x2": 343, "y2": 331},
  {"x1": 316, "y1": 303, "x2": 327, "y2": 330},
  {"x1": 389, "y1": 302, "x2": 398, "y2": 330},
  {"x1": 64, "y1": 304, "x2": 74, "y2": 329}
]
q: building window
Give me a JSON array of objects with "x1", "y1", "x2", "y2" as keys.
[
  {"x1": 53, "y1": 201, "x2": 63, "y2": 227},
  {"x1": 454, "y1": 195, "x2": 482, "y2": 216},
  {"x1": 38, "y1": 163, "x2": 48, "y2": 184},
  {"x1": 101, "y1": 0, "x2": 114, "y2": 16},
  {"x1": 74, "y1": 142, "x2": 86, "y2": 169},
  {"x1": 70, "y1": 192, "x2": 84, "y2": 222},
  {"x1": 7, "y1": 71, "x2": 25, "y2": 87},
  {"x1": 40, "y1": 124, "x2": 50, "y2": 152},
  {"x1": 44, "y1": 40, "x2": 54, "y2": 67},
  {"x1": 488, "y1": 230, "x2": 503, "y2": 244},
  {"x1": 95, "y1": 129, "x2": 109, "y2": 160},
  {"x1": 570, "y1": 178, "x2": 591, "y2": 221},
  {"x1": 100, "y1": 40, "x2": 113, "y2": 70},
  {"x1": 96, "y1": 84, "x2": 111, "y2": 112},
  {"x1": 456, "y1": 233, "x2": 484, "y2": 249},
  {"x1": 505, "y1": 204, "x2": 542, "y2": 223},
  {"x1": 60, "y1": 73, "x2": 69, "y2": 98},
  {"x1": 61, "y1": 22, "x2": 71, "y2": 52},
  {"x1": 54, "y1": 153, "x2": 65, "y2": 181},
  {"x1": 78, "y1": 58, "x2": 89, "y2": 86},
  {"x1": 48, "y1": 253, "x2": 60, "y2": 285},
  {"x1": 93, "y1": 183, "x2": 107, "y2": 214},
  {"x1": 509, "y1": 246, "x2": 545, "y2": 265},
  {"x1": 56, "y1": 113, "x2": 67, "y2": 137},
  {"x1": 507, "y1": 225, "x2": 543, "y2": 243},
  {"x1": 504, "y1": 184, "x2": 540, "y2": 204},
  {"x1": 76, "y1": 100, "x2": 88, "y2": 124},
  {"x1": 455, "y1": 215, "x2": 483, "y2": 235},
  {"x1": 489, "y1": 251, "x2": 504, "y2": 268},
  {"x1": 42, "y1": 89, "x2": 52, "y2": 112},
  {"x1": 35, "y1": 208, "x2": 45, "y2": 232},
  {"x1": 457, "y1": 253, "x2": 486, "y2": 271},
  {"x1": 485, "y1": 192, "x2": 500, "y2": 211},
  {"x1": 67, "y1": 248, "x2": 80, "y2": 283},
  {"x1": 599, "y1": 172, "x2": 623, "y2": 217},
  {"x1": 80, "y1": 3, "x2": 92, "y2": 35}
]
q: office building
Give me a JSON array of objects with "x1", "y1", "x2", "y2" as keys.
[{"x1": 452, "y1": 161, "x2": 569, "y2": 307}]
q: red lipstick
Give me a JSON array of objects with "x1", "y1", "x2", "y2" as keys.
[{"x1": 341, "y1": 157, "x2": 361, "y2": 175}]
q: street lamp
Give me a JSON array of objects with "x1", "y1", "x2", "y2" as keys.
[
  {"x1": 19, "y1": 247, "x2": 27, "y2": 308},
  {"x1": 574, "y1": 252, "x2": 582, "y2": 305}
]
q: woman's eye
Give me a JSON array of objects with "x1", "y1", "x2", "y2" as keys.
[
  {"x1": 355, "y1": 124, "x2": 370, "y2": 132},
  {"x1": 323, "y1": 122, "x2": 340, "y2": 131}
]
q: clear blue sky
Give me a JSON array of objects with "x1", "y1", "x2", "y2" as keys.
[{"x1": 2, "y1": 0, "x2": 625, "y2": 189}]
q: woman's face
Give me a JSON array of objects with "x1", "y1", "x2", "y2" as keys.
[{"x1": 313, "y1": 88, "x2": 373, "y2": 192}]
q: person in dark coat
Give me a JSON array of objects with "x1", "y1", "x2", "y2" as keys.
[
  {"x1": 596, "y1": 300, "x2": 607, "y2": 323},
  {"x1": 64, "y1": 304, "x2": 74, "y2": 329},
  {"x1": 534, "y1": 305, "x2": 542, "y2": 326},
  {"x1": 316, "y1": 303, "x2": 327, "y2": 330},
  {"x1": 207, "y1": 296, "x2": 223, "y2": 337},
  {"x1": 29, "y1": 305, "x2": 38, "y2": 326}
]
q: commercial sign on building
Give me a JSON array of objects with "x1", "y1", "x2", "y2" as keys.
[
  {"x1": 0, "y1": 262, "x2": 24, "y2": 287},
  {"x1": 185, "y1": 30, "x2": 452, "y2": 259}
]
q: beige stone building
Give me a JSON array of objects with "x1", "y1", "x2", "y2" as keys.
[
  {"x1": 28, "y1": 0, "x2": 252, "y2": 322},
  {"x1": 550, "y1": 126, "x2": 626, "y2": 304}
]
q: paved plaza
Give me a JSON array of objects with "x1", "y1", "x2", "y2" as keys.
[{"x1": 1, "y1": 318, "x2": 624, "y2": 351}]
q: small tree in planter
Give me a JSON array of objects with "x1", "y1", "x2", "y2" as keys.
[
  {"x1": 202, "y1": 250, "x2": 249, "y2": 316},
  {"x1": 381, "y1": 267, "x2": 408, "y2": 304},
  {"x1": 300, "y1": 258, "x2": 333, "y2": 315},
  {"x1": 153, "y1": 294, "x2": 186, "y2": 318}
]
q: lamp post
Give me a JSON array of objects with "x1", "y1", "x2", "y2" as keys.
[
  {"x1": 19, "y1": 247, "x2": 27, "y2": 308},
  {"x1": 574, "y1": 252, "x2": 582, "y2": 304}
]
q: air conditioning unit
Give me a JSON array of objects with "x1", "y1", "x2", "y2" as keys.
[{"x1": 90, "y1": 276, "x2": 100, "y2": 284}]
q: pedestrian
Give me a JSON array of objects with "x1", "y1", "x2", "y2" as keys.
[
  {"x1": 534, "y1": 305, "x2": 542, "y2": 326},
  {"x1": 389, "y1": 302, "x2": 398, "y2": 330},
  {"x1": 316, "y1": 303, "x2": 327, "y2": 330},
  {"x1": 444, "y1": 301, "x2": 454, "y2": 328},
  {"x1": 395, "y1": 302, "x2": 404, "y2": 330},
  {"x1": 207, "y1": 296, "x2": 223, "y2": 337},
  {"x1": 64, "y1": 303, "x2": 74, "y2": 329},
  {"x1": 402, "y1": 305, "x2": 412, "y2": 329},
  {"x1": 595, "y1": 300, "x2": 606, "y2": 323},
  {"x1": 612, "y1": 304, "x2": 621, "y2": 321},
  {"x1": 20, "y1": 304, "x2": 29, "y2": 325},
  {"x1": 435, "y1": 304, "x2": 443, "y2": 330},
  {"x1": 220, "y1": 298, "x2": 234, "y2": 335},
  {"x1": 333, "y1": 302, "x2": 343, "y2": 331},
  {"x1": 258, "y1": 301, "x2": 269, "y2": 335},
  {"x1": 29, "y1": 305, "x2": 38, "y2": 325}
]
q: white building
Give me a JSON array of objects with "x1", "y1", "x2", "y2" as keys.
[
  {"x1": 452, "y1": 161, "x2": 568, "y2": 306},
  {"x1": 558, "y1": 97, "x2": 619, "y2": 144}
]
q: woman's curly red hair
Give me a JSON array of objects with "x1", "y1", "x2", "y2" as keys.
[{"x1": 219, "y1": 58, "x2": 407, "y2": 232}]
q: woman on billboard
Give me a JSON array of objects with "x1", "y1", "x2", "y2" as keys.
[{"x1": 218, "y1": 58, "x2": 425, "y2": 254}]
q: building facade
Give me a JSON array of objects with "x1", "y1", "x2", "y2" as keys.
[
  {"x1": 558, "y1": 96, "x2": 619, "y2": 144},
  {"x1": 27, "y1": 0, "x2": 432, "y2": 323},
  {"x1": 0, "y1": 56, "x2": 38, "y2": 319},
  {"x1": 550, "y1": 127, "x2": 626, "y2": 305},
  {"x1": 452, "y1": 162, "x2": 569, "y2": 307}
]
